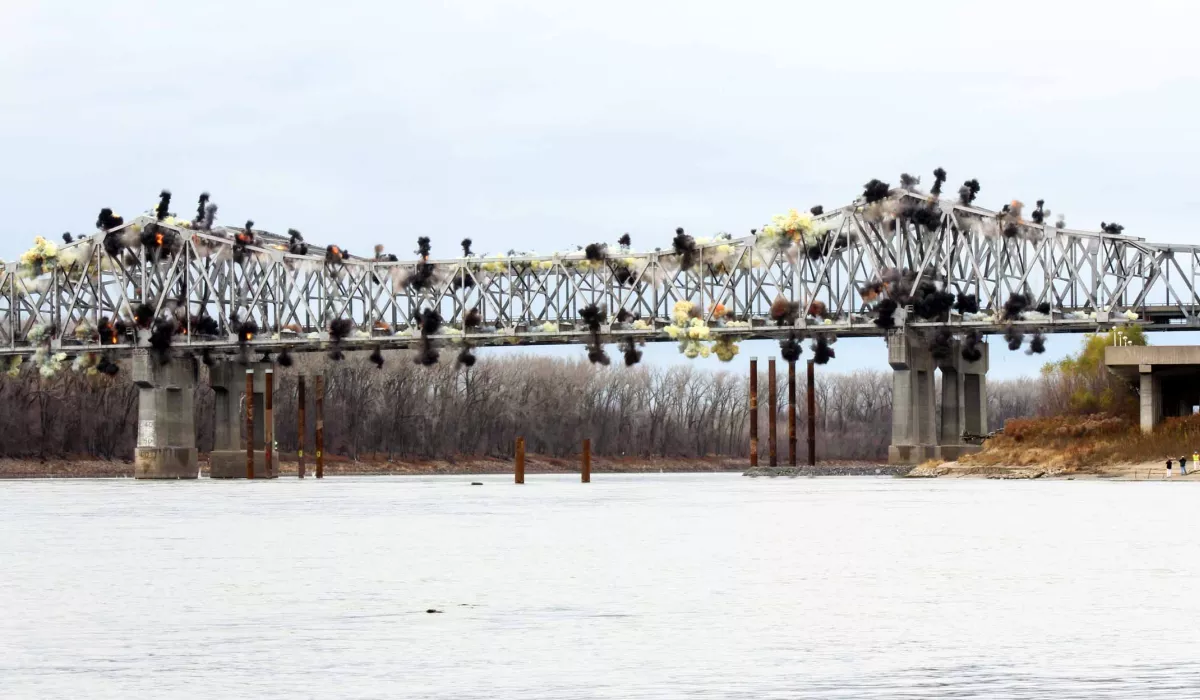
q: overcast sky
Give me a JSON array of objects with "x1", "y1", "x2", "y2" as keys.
[{"x1": 3, "y1": 0, "x2": 1198, "y2": 377}]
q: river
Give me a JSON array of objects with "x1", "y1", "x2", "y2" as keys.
[{"x1": 1, "y1": 474, "x2": 1198, "y2": 698}]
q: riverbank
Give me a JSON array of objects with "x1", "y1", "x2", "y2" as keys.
[
  {"x1": 0, "y1": 454, "x2": 748, "y2": 479},
  {"x1": 743, "y1": 464, "x2": 909, "y2": 477},
  {"x1": 906, "y1": 460, "x2": 1199, "y2": 480}
]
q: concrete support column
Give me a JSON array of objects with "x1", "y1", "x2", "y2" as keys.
[
  {"x1": 1140, "y1": 365, "x2": 1161, "y2": 434},
  {"x1": 887, "y1": 330, "x2": 937, "y2": 464},
  {"x1": 209, "y1": 362, "x2": 278, "y2": 478},
  {"x1": 934, "y1": 338, "x2": 988, "y2": 460},
  {"x1": 132, "y1": 351, "x2": 198, "y2": 479}
]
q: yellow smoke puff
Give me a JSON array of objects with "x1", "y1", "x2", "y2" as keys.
[
  {"x1": 687, "y1": 325, "x2": 710, "y2": 340},
  {"x1": 672, "y1": 300, "x2": 694, "y2": 325},
  {"x1": 699, "y1": 345, "x2": 712, "y2": 359},
  {"x1": 540, "y1": 321, "x2": 558, "y2": 333},
  {"x1": 683, "y1": 341, "x2": 700, "y2": 359},
  {"x1": 665, "y1": 325, "x2": 681, "y2": 339},
  {"x1": 632, "y1": 319, "x2": 651, "y2": 330}
]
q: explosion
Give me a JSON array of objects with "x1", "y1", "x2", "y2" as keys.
[
  {"x1": 929, "y1": 328, "x2": 954, "y2": 361},
  {"x1": 415, "y1": 308, "x2": 442, "y2": 366},
  {"x1": 811, "y1": 334, "x2": 836, "y2": 364},
  {"x1": 156, "y1": 190, "x2": 172, "y2": 221},
  {"x1": 1003, "y1": 293, "x2": 1031, "y2": 321},
  {"x1": 580, "y1": 304, "x2": 610, "y2": 365},
  {"x1": 779, "y1": 333, "x2": 803, "y2": 362},
  {"x1": 329, "y1": 318, "x2": 354, "y2": 361},
  {"x1": 404, "y1": 236, "x2": 437, "y2": 291},
  {"x1": 770, "y1": 296, "x2": 800, "y2": 326},
  {"x1": 862, "y1": 179, "x2": 890, "y2": 203},
  {"x1": 931, "y1": 167, "x2": 947, "y2": 197},
  {"x1": 287, "y1": 229, "x2": 309, "y2": 256},
  {"x1": 1026, "y1": 331, "x2": 1047, "y2": 355},
  {"x1": 1004, "y1": 325, "x2": 1024, "y2": 351},
  {"x1": 672, "y1": 227, "x2": 698, "y2": 271},
  {"x1": 961, "y1": 330, "x2": 983, "y2": 362},
  {"x1": 958, "y1": 179, "x2": 981, "y2": 206}
]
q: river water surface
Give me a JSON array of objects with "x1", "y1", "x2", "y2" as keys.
[{"x1": 2, "y1": 474, "x2": 1198, "y2": 698}]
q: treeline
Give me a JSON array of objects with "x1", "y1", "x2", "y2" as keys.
[{"x1": 0, "y1": 351, "x2": 1042, "y2": 462}]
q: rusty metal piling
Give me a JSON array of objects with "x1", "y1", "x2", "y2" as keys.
[
  {"x1": 245, "y1": 368, "x2": 255, "y2": 479},
  {"x1": 315, "y1": 374, "x2": 325, "y2": 479},
  {"x1": 749, "y1": 357, "x2": 758, "y2": 467},
  {"x1": 515, "y1": 437, "x2": 525, "y2": 484},
  {"x1": 582, "y1": 438, "x2": 591, "y2": 483},
  {"x1": 297, "y1": 376, "x2": 306, "y2": 479},
  {"x1": 768, "y1": 358, "x2": 777, "y2": 467},
  {"x1": 807, "y1": 359, "x2": 816, "y2": 467}
]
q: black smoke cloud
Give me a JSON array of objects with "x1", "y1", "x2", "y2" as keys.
[
  {"x1": 955, "y1": 293, "x2": 979, "y2": 314},
  {"x1": 415, "y1": 308, "x2": 442, "y2": 366},
  {"x1": 779, "y1": 333, "x2": 803, "y2": 362},
  {"x1": 672, "y1": 227, "x2": 698, "y2": 271},
  {"x1": 156, "y1": 190, "x2": 172, "y2": 221},
  {"x1": 961, "y1": 331, "x2": 983, "y2": 362},
  {"x1": 1026, "y1": 331, "x2": 1046, "y2": 355},
  {"x1": 149, "y1": 317, "x2": 177, "y2": 365},
  {"x1": 875, "y1": 298, "x2": 899, "y2": 329},
  {"x1": 958, "y1": 179, "x2": 981, "y2": 206},
  {"x1": 287, "y1": 229, "x2": 309, "y2": 256},
  {"x1": 930, "y1": 328, "x2": 954, "y2": 361},
  {"x1": 329, "y1": 318, "x2": 354, "y2": 361},
  {"x1": 811, "y1": 335, "x2": 836, "y2": 365},
  {"x1": 862, "y1": 179, "x2": 890, "y2": 203},
  {"x1": 1003, "y1": 293, "x2": 1030, "y2": 321},
  {"x1": 580, "y1": 304, "x2": 610, "y2": 365},
  {"x1": 931, "y1": 167, "x2": 947, "y2": 197},
  {"x1": 1004, "y1": 325, "x2": 1024, "y2": 351},
  {"x1": 622, "y1": 337, "x2": 642, "y2": 366}
]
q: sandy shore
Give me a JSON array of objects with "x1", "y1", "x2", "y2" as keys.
[{"x1": 907, "y1": 461, "x2": 1200, "y2": 481}]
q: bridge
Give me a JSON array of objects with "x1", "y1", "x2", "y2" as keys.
[{"x1": 3, "y1": 180, "x2": 1196, "y2": 476}]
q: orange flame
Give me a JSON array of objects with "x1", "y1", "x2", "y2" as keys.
[{"x1": 155, "y1": 232, "x2": 164, "y2": 246}]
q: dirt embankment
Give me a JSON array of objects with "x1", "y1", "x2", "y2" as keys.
[
  {"x1": 0, "y1": 453, "x2": 749, "y2": 479},
  {"x1": 909, "y1": 413, "x2": 1200, "y2": 480}
]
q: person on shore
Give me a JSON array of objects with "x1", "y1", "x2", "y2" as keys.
[
  {"x1": 1193, "y1": 451, "x2": 1199, "y2": 473},
  {"x1": 1181, "y1": 455, "x2": 1189, "y2": 476},
  {"x1": 1167, "y1": 458, "x2": 1174, "y2": 477}
]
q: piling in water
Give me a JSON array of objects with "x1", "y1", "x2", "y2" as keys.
[
  {"x1": 788, "y1": 359, "x2": 797, "y2": 466},
  {"x1": 749, "y1": 357, "x2": 758, "y2": 467},
  {"x1": 768, "y1": 358, "x2": 777, "y2": 467},
  {"x1": 582, "y1": 438, "x2": 591, "y2": 483},
  {"x1": 264, "y1": 368, "x2": 274, "y2": 476},
  {"x1": 515, "y1": 437, "x2": 525, "y2": 484},
  {"x1": 297, "y1": 375, "x2": 306, "y2": 479},
  {"x1": 245, "y1": 368, "x2": 255, "y2": 479},
  {"x1": 315, "y1": 374, "x2": 325, "y2": 479},
  {"x1": 807, "y1": 359, "x2": 816, "y2": 467}
]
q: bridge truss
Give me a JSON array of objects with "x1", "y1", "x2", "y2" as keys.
[{"x1": 2, "y1": 191, "x2": 1198, "y2": 360}]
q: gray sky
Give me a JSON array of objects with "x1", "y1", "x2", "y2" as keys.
[{"x1": 3, "y1": 0, "x2": 1199, "y2": 377}]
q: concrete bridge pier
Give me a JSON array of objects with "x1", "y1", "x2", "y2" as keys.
[
  {"x1": 132, "y1": 351, "x2": 199, "y2": 479},
  {"x1": 936, "y1": 339, "x2": 988, "y2": 461},
  {"x1": 887, "y1": 330, "x2": 937, "y2": 464},
  {"x1": 209, "y1": 362, "x2": 279, "y2": 478}
]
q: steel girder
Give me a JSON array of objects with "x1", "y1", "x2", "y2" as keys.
[{"x1": 2, "y1": 192, "x2": 1198, "y2": 358}]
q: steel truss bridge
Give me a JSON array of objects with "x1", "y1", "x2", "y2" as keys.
[{"x1": 2, "y1": 191, "x2": 1198, "y2": 360}]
